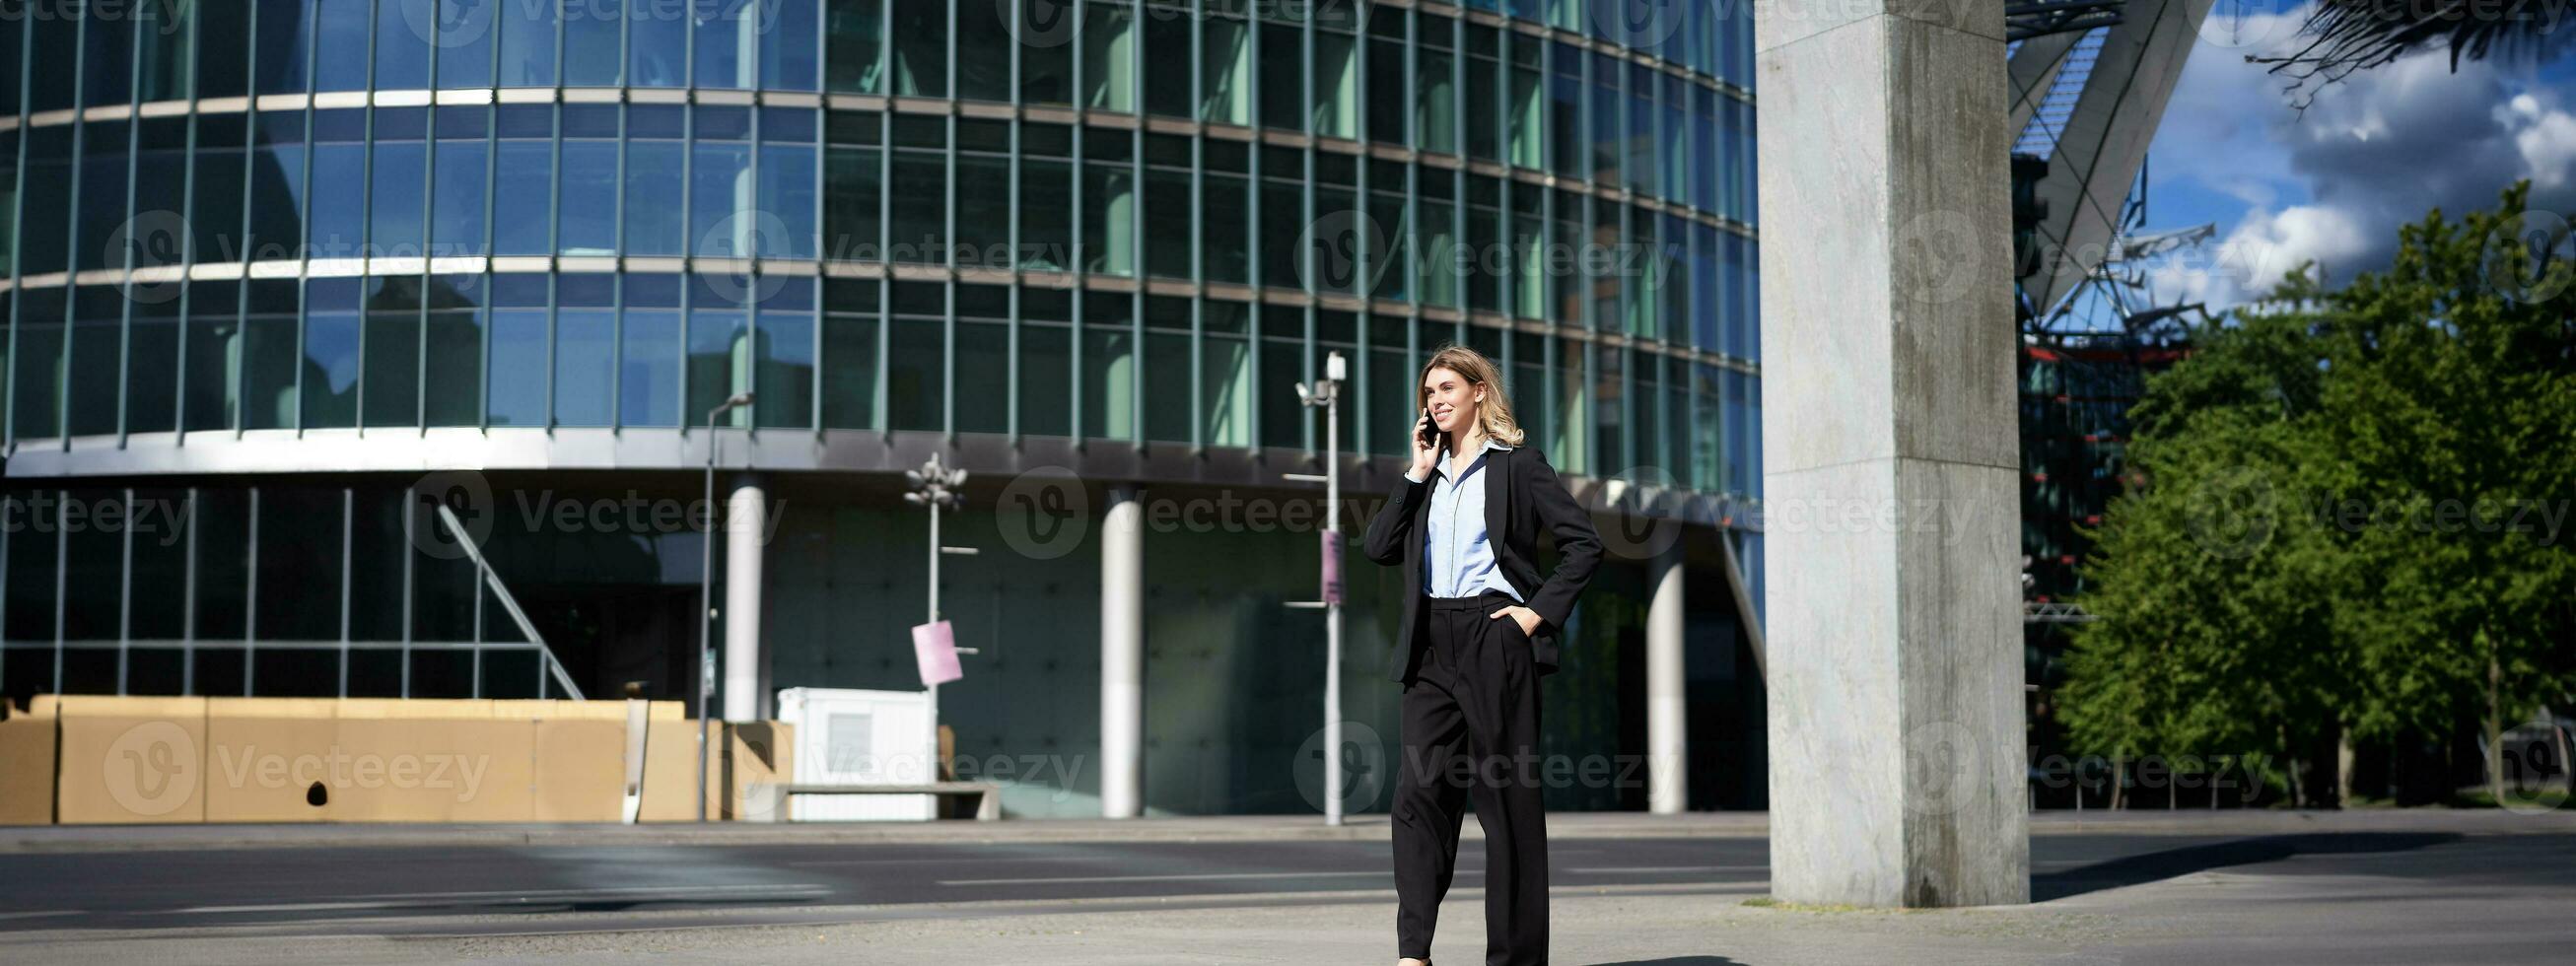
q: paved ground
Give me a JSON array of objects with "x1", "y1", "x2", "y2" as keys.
[{"x1": 1, "y1": 809, "x2": 2568, "y2": 964}]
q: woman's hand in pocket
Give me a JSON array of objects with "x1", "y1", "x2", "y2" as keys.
[{"x1": 1487, "y1": 605, "x2": 1541, "y2": 638}]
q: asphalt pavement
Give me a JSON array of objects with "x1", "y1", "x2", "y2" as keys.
[{"x1": 0, "y1": 809, "x2": 2567, "y2": 964}]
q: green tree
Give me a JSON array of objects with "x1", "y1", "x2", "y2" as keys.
[{"x1": 2063, "y1": 183, "x2": 2576, "y2": 805}]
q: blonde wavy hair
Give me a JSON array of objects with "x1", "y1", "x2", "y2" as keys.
[{"x1": 1417, "y1": 344, "x2": 1526, "y2": 448}]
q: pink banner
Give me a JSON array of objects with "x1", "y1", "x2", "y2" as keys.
[
  {"x1": 913, "y1": 620, "x2": 964, "y2": 687},
  {"x1": 1322, "y1": 530, "x2": 1343, "y2": 605}
]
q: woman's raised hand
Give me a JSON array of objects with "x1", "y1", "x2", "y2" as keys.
[{"x1": 1409, "y1": 410, "x2": 1441, "y2": 480}]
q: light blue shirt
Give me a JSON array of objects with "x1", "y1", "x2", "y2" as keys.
[{"x1": 1408, "y1": 438, "x2": 1524, "y2": 601}]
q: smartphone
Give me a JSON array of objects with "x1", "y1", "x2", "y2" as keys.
[{"x1": 1418, "y1": 408, "x2": 1440, "y2": 451}]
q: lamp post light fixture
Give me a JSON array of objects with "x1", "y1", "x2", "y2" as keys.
[
  {"x1": 698, "y1": 391, "x2": 754, "y2": 823},
  {"x1": 906, "y1": 453, "x2": 972, "y2": 794},
  {"x1": 1290, "y1": 351, "x2": 1349, "y2": 825}
]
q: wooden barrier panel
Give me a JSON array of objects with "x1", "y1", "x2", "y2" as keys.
[
  {"x1": 203, "y1": 698, "x2": 340, "y2": 823},
  {"x1": 38, "y1": 695, "x2": 727, "y2": 825},
  {"x1": 55, "y1": 696, "x2": 209, "y2": 824},
  {"x1": 0, "y1": 697, "x2": 59, "y2": 825}
]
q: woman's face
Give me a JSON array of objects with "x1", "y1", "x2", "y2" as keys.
[{"x1": 1421, "y1": 366, "x2": 1484, "y2": 438}]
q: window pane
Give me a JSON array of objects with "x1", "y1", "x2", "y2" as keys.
[
  {"x1": 375, "y1": 0, "x2": 432, "y2": 89},
  {"x1": 695, "y1": 0, "x2": 759, "y2": 89},
  {"x1": 827, "y1": 0, "x2": 884, "y2": 94},
  {"x1": 498, "y1": 0, "x2": 560, "y2": 86},
  {"x1": 564, "y1": 0, "x2": 622, "y2": 85},
  {"x1": 955, "y1": 0, "x2": 1012, "y2": 103},
  {"x1": 763, "y1": 0, "x2": 820, "y2": 89},
  {"x1": 621, "y1": 310, "x2": 681, "y2": 427},
  {"x1": 253, "y1": 0, "x2": 311, "y2": 96},
  {"x1": 1082, "y1": 2, "x2": 1133, "y2": 112},
  {"x1": 303, "y1": 310, "x2": 361, "y2": 430},
  {"x1": 362, "y1": 309, "x2": 420, "y2": 429},
  {"x1": 81, "y1": 1, "x2": 134, "y2": 106},
  {"x1": 955, "y1": 319, "x2": 1006, "y2": 434},
  {"x1": 1143, "y1": 10, "x2": 1189, "y2": 118},
  {"x1": 759, "y1": 143, "x2": 819, "y2": 259},
  {"x1": 890, "y1": 1, "x2": 946, "y2": 97},
  {"x1": 1019, "y1": 157, "x2": 1071, "y2": 271},
  {"x1": 433, "y1": 140, "x2": 489, "y2": 256},
  {"x1": 310, "y1": 142, "x2": 368, "y2": 260},
  {"x1": 192, "y1": 135, "x2": 248, "y2": 265},
  {"x1": 126, "y1": 301, "x2": 180, "y2": 434},
  {"x1": 1081, "y1": 325, "x2": 1133, "y2": 440},
  {"x1": 243, "y1": 288, "x2": 301, "y2": 430},
  {"x1": 824, "y1": 145, "x2": 882, "y2": 260},
  {"x1": 555, "y1": 309, "x2": 615, "y2": 426},
  {"x1": 955, "y1": 153, "x2": 1010, "y2": 268},
  {"x1": 631, "y1": 0, "x2": 687, "y2": 87},
  {"x1": 139, "y1": 0, "x2": 196, "y2": 102},
  {"x1": 690, "y1": 141, "x2": 753, "y2": 257},
  {"x1": 820, "y1": 311, "x2": 877, "y2": 429},
  {"x1": 1202, "y1": 172, "x2": 1247, "y2": 284},
  {"x1": 1314, "y1": 31, "x2": 1358, "y2": 139},
  {"x1": 887, "y1": 316, "x2": 941, "y2": 431},
  {"x1": 1202, "y1": 331, "x2": 1251, "y2": 448},
  {"x1": 888, "y1": 150, "x2": 945, "y2": 264},
  {"x1": 255, "y1": 488, "x2": 343, "y2": 643},
  {"x1": 184, "y1": 284, "x2": 243, "y2": 432},
  {"x1": 8, "y1": 294, "x2": 60, "y2": 439},
  {"x1": 246, "y1": 124, "x2": 307, "y2": 262},
  {"x1": 61, "y1": 489, "x2": 123, "y2": 642},
  {"x1": 493, "y1": 140, "x2": 553, "y2": 255},
  {"x1": 1018, "y1": 322, "x2": 1070, "y2": 436},
  {"x1": 67, "y1": 292, "x2": 120, "y2": 437},
  {"x1": 435, "y1": 0, "x2": 498, "y2": 87},
  {"x1": 1417, "y1": 50, "x2": 1454, "y2": 155},
  {"x1": 560, "y1": 140, "x2": 618, "y2": 255},
  {"x1": 1257, "y1": 21, "x2": 1299, "y2": 132},
  {"x1": 425, "y1": 305, "x2": 483, "y2": 428},
  {"x1": 756, "y1": 312, "x2": 815, "y2": 429},
  {"x1": 624, "y1": 140, "x2": 686, "y2": 255},
  {"x1": 1201, "y1": 18, "x2": 1248, "y2": 125},
  {"x1": 487, "y1": 309, "x2": 548, "y2": 426},
  {"x1": 1143, "y1": 167, "x2": 1191, "y2": 280},
  {"x1": 1081, "y1": 160, "x2": 1132, "y2": 276},
  {"x1": 314, "y1": 0, "x2": 371, "y2": 92},
  {"x1": 687, "y1": 309, "x2": 750, "y2": 424},
  {"x1": 370, "y1": 140, "x2": 428, "y2": 257}
]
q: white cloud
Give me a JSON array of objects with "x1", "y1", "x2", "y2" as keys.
[{"x1": 2140, "y1": 5, "x2": 2576, "y2": 310}]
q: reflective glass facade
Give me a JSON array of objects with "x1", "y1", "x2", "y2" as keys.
[
  {"x1": 0, "y1": 1, "x2": 1766, "y2": 811},
  {"x1": 0, "y1": 0, "x2": 1758, "y2": 482}
]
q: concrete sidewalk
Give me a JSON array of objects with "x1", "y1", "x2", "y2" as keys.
[
  {"x1": 9, "y1": 824, "x2": 2573, "y2": 965},
  {"x1": 4, "y1": 805, "x2": 2567, "y2": 853}
]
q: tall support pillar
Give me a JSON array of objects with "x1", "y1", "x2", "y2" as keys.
[
  {"x1": 1646, "y1": 544, "x2": 1688, "y2": 815},
  {"x1": 724, "y1": 473, "x2": 768, "y2": 723},
  {"x1": 1099, "y1": 484, "x2": 1146, "y2": 818},
  {"x1": 1755, "y1": 0, "x2": 2029, "y2": 907}
]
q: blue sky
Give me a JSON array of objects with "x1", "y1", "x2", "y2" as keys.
[{"x1": 2133, "y1": 0, "x2": 2576, "y2": 310}]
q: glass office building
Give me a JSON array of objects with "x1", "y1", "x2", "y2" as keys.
[{"x1": 0, "y1": 1, "x2": 1765, "y2": 814}]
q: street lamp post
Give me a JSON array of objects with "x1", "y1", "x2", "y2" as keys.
[
  {"x1": 1293, "y1": 352, "x2": 1348, "y2": 825},
  {"x1": 698, "y1": 391, "x2": 754, "y2": 823},
  {"x1": 905, "y1": 454, "x2": 969, "y2": 796}
]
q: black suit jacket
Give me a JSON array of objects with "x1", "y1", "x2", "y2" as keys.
[{"x1": 1360, "y1": 444, "x2": 1603, "y2": 683}]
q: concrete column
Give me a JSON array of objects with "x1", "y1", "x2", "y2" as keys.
[
  {"x1": 1756, "y1": 0, "x2": 2028, "y2": 907},
  {"x1": 724, "y1": 473, "x2": 768, "y2": 723},
  {"x1": 1646, "y1": 545, "x2": 1688, "y2": 814},
  {"x1": 1099, "y1": 484, "x2": 1145, "y2": 818}
]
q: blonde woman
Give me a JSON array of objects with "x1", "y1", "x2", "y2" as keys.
[{"x1": 1363, "y1": 344, "x2": 1602, "y2": 966}]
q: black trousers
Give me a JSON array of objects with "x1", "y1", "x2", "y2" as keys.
[{"x1": 1393, "y1": 588, "x2": 1548, "y2": 965}]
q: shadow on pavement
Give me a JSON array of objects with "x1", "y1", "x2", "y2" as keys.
[
  {"x1": 1586, "y1": 958, "x2": 1744, "y2": 965},
  {"x1": 2033, "y1": 832, "x2": 2463, "y2": 901}
]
